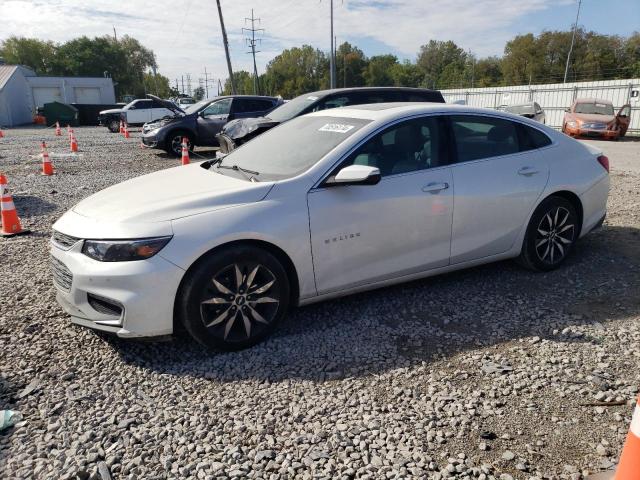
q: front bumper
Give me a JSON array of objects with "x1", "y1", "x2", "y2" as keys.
[
  {"x1": 50, "y1": 238, "x2": 185, "y2": 338},
  {"x1": 564, "y1": 125, "x2": 619, "y2": 139},
  {"x1": 141, "y1": 133, "x2": 160, "y2": 148}
]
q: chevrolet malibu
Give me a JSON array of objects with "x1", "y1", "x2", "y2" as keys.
[{"x1": 51, "y1": 103, "x2": 610, "y2": 350}]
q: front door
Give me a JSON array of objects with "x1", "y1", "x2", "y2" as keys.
[
  {"x1": 617, "y1": 104, "x2": 631, "y2": 137},
  {"x1": 448, "y1": 114, "x2": 550, "y2": 264},
  {"x1": 308, "y1": 115, "x2": 454, "y2": 294},
  {"x1": 197, "y1": 98, "x2": 233, "y2": 146}
]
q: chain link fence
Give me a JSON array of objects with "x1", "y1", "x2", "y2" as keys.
[{"x1": 441, "y1": 78, "x2": 640, "y2": 136}]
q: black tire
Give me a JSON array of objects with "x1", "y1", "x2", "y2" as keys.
[
  {"x1": 518, "y1": 196, "x2": 579, "y2": 271},
  {"x1": 165, "y1": 131, "x2": 194, "y2": 157},
  {"x1": 108, "y1": 119, "x2": 120, "y2": 133},
  {"x1": 177, "y1": 245, "x2": 290, "y2": 351}
]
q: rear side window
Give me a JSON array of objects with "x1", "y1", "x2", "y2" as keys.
[
  {"x1": 234, "y1": 98, "x2": 275, "y2": 113},
  {"x1": 518, "y1": 124, "x2": 552, "y2": 151},
  {"x1": 450, "y1": 115, "x2": 519, "y2": 162}
]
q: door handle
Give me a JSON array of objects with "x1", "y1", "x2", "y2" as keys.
[
  {"x1": 422, "y1": 182, "x2": 449, "y2": 193},
  {"x1": 518, "y1": 167, "x2": 539, "y2": 176}
]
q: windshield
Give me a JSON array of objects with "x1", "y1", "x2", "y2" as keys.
[
  {"x1": 506, "y1": 104, "x2": 535, "y2": 115},
  {"x1": 217, "y1": 115, "x2": 371, "y2": 181},
  {"x1": 574, "y1": 102, "x2": 614, "y2": 116},
  {"x1": 184, "y1": 100, "x2": 210, "y2": 115},
  {"x1": 265, "y1": 94, "x2": 323, "y2": 122}
]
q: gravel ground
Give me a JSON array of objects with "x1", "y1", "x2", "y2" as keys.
[{"x1": 0, "y1": 126, "x2": 638, "y2": 480}]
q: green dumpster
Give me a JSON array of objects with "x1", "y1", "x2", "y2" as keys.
[{"x1": 42, "y1": 102, "x2": 79, "y2": 127}]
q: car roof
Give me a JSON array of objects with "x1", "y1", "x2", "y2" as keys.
[
  {"x1": 574, "y1": 98, "x2": 612, "y2": 105},
  {"x1": 300, "y1": 86, "x2": 441, "y2": 98},
  {"x1": 215, "y1": 95, "x2": 279, "y2": 100},
  {"x1": 306, "y1": 102, "x2": 548, "y2": 125}
]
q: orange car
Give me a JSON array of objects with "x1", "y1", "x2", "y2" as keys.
[{"x1": 562, "y1": 98, "x2": 631, "y2": 140}]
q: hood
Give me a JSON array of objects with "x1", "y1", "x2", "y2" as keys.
[
  {"x1": 569, "y1": 113, "x2": 616, "y2": 124},
  {"x1": 222, "y1": 116, "x2": 280, "y2": 140},
  {"x1": 73, "y1": 164, "x2": 274, "y2": 223},
  {"x1": 99, "y1": 108, "x2": 123, "y2": 115},
  {"x1": 147, "y1": 94, "x2": 184, "y2": 114}
]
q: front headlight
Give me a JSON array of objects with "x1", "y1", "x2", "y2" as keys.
[
  {"x1": 566, "y1": 120, "x2": 578, "y2": 128},
  {"x1": 82, "y1": 236, "x2": 172, "y2": 262}
]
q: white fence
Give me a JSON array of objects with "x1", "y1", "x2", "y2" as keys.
[{"x1": 441, "y1": 79, "x2": 640, "y2": 135}]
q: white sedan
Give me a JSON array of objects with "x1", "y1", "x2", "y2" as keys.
[{"x1": 51, "y1": 104, "x2": 610, "y2": 350}]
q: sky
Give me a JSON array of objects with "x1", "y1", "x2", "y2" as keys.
[{"x1": 2, "y1": 0, "x2": 639, "y2": 94}]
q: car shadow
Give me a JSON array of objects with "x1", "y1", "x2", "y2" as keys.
[
  {"x1": 11, "y1": 195, "x2": 56, "y2": 218},
  {"x1": 111, "y1": 224, "x2": 640, "y2": 382}
]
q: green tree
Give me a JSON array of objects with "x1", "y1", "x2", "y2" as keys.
[
  {"x1": 363, "y1": 55, "x2": 398, "y2": 86},
  {"x1": 0, "y1": 36, "x2": 61, "y2": 74},
  {"x1": 416, "y1": 40, "x2": 467, "y2": 88},
  {"x1": 389, "y1": 61, "x2": 422, "y2": 87},
  {"x1": 336, "y1": 42, "x2": 367, "y2": 87},
  {"x1": 222, "y1": 71, "x2": 255, "y2": 95},
  {"x1": 261, "y1": 45, "x2": 329, "y2": 98},
  {"x1": 473, "y1": 56, "x2": 503, "y2": 87},
  {"x1": 143, "y1": 72, "x2": 172, "y2": 98}
]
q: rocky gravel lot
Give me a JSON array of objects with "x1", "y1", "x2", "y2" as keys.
[{"x1": 0, "y1": 126, "x2": 639, "y2": 480}]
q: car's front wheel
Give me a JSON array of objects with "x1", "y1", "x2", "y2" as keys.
[
  {"x1": 108, "y1": 119, "x2": 120, "y2": 133},
  {"x1": 178, "y1": 245, "x2": 290, "y2": 350},
  {"x1": 166, "y1": 132, "x2": 194, "y2": 157},
  {"x1": 518, "y1": 196, "x2": 579, "y2": 271}
]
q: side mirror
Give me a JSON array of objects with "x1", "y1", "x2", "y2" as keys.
[
  {"x1": 226, "y1": 112, "x2": 234, "y2": 121},
  {"x1": 564, "y1": 108, "x2": 570, "y2": 113},
  {"x1": 326, "y1": 165, "x2": 381, "y2": 186},
  {"x1": 198, "y1": 111, "x2": 206, "y2": 118}
]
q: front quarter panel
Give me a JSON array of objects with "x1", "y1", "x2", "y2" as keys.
[{"x1": 160, "y1": 194, "x2": 316, "y2": 301}]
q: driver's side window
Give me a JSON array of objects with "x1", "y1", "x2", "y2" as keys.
[
  {"x1": 203, "y1": 98, "x2": 232, "y2": 117},
  {"x1": 340, "y1": 116, "x2": 446, "y2": 177}
]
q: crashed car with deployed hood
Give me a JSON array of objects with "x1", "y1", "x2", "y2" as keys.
[
  {"x1": 141, "y1": 95, "x2": 281, "y2": 156},
  {"x1": 216, "y1": 87, "x2": 445, "y2": 153}
]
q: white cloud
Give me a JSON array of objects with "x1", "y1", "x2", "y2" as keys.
[{"x1": 2, "y1": 0, "x2": 572, "y2": 92}]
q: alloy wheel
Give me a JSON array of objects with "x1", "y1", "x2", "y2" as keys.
[
  {"x1": 535, "y1": 206, "x2": 575, "y2": 265},
  {"x1": 199, "y1": 263, "x2": 280, "y2": 342},
  {"x1": 171, "y1": 136, "x2": 190, "y2": 155}
]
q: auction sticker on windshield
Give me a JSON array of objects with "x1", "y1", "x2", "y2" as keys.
[{"x1": 319, "y1": 123, "x2": 355, "y2": 133}]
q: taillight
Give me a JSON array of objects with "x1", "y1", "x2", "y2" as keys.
[{"x1": 597, "y1": 155, "x2": 609, "y2": 173}]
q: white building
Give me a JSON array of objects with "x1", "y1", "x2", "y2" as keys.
[{"x1": 0, "y1": 64, "x2": 116, "y2": 127}]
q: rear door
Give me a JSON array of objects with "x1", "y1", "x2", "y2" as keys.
[
  {"x1": 197, "y1": 98, "x2": 233, "y2": 145},
  {"x1": 616, "y1": 104, "x2": 631, "y2": 136},
  {"x1": 232, "y1": 98, "x2": 276, "y2": 119},
  {"x1": 126, "y1": 100, "x2": 153, "y2": 124},
  {"x1": 447, "y1": 114, "x2": 550, "y2": 264}
]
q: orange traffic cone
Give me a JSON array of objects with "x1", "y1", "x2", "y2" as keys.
[
  {"x1": 0, "y1": 128, "x2": 4, "y2": 138},
  {"x1": 0, "y1": 174, "x2": 30, "y2": 237},
  {"x1": 123, "y1": 123, "x2": 130, "y2": 139},
  {"x1": 70, "y1": 131, "x2": 78, "y2": 152},
  {"x1": 612, "y1": 396, "x2": 640, "y2": 479},
  {"x1": 55, "y1": 121, "x2": 61, "y2": 136},
  {"x1": 181, "y1": 137, "x2": 190, "y2": 165},
  {"x1": 41, "y1": 141, "x2": 54, "y2": 176},
  {"x1": 119, "y1": 120, "x2": 125, "y2": 134}
]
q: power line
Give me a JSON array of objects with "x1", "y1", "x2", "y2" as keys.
[{"x1": 243, "y1": 9, "x2": 264, "y2": 95}]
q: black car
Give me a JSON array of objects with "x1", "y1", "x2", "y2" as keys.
[
  {"x1": 141, "y1": 95, "x2": 282, "y2": 156},
  {"x1": 216, "y1": 87, "x2": 445, "y2": 153}
]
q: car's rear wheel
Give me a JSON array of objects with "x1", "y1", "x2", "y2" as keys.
[
  {"x1": 166, "y1": 132, "x2": 194, "y2": 157},
  {"x1": 178, "y1": 245, "x2": 290, "y2": 350},
  {"x1": 108, "y1": 119, "x2": 120, "y2": 133},
  {"x1": 518, "y1": 196, "x2": 579, "y2": 271}
]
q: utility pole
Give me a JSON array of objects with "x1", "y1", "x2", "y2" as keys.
[
  {"x1": 218, "y1": 79, "x2": 223, "y2": 96},
  {"x1": 186, "y1": 74, "x2": 192, "y2": 96},
  {"x1": 216, "y1": 0, "x2": 236, "y2": 94},
  {"x1": 181, "y1": 76, "x2": 185, "y2": 95},
  {"x1": 112, "y1": 26, "x2": 117, "y2": 42},
  {"x1": 329, "y1": 0, "x2": 336, "y2": 88},
  {"x1": 201, "y1": 67, "x2": 212, "y2": 99},
  {"x1": 564, "y1": 0, "x2": 583, "y2": 83},
  {"x1": 243, "y1": 9, "x2": 264, "y2": 95}
]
